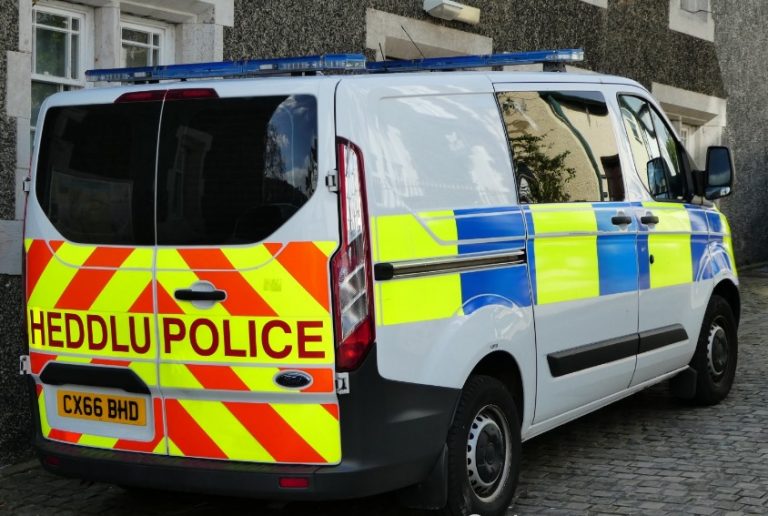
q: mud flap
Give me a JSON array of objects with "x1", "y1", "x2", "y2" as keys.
[{"x1": 397, "y1": 444, "x2": 448, "y2": 510}]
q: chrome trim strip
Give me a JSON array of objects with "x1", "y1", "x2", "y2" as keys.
[{"x1": 374, "y1": 250, "x2": 526, "y2": 280}]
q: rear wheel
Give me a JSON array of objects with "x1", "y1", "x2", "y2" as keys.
[
  {"x1": 444, "y1": 375, "x2": 520, "y2": 516},
  {"x1": 690, "y1": 295, "x2": 738, "y2": 405}
]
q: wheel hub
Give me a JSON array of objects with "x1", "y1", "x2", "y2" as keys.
[
  {"x1": 466, "y1": 405, "x2": 511, "y2": 500},
  {"x1": 707, "y1": 321, "x2": 729, "y2": 379}
]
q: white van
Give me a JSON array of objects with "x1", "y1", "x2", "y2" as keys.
[{"x1": 22, "y1": 51, "x2": 738, "y2": 516}]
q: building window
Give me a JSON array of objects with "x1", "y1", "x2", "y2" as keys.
[
  {"x1": 651, "y1": 82, "x2": 726, "y2": 171},
  {"x1": 366, "y1": 8, "x2": 491, "y2": 61},
  {"x1": 121, "y1": 20, "x2": 173, "y2": 67},
  {"x1": 31, "y1": 5, "x2": 88, "y2": 134},
  {"x1": 669, "y1": 0, "x2": 713, "y2": 41}
]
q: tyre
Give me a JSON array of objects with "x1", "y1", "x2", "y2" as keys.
[
  {"x1": 444, "y1": 375, "x2": 521, "y2": 516},
  {"x1": 690, "y1": 294, "x2": 738, "y2": 405}
]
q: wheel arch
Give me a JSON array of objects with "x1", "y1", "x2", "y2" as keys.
[
  {"x1": 467, "y1": 351, "x2": 524, "y2": 427},
  {"x1": 713, "y1": 278, "x2": 740, "y2": 324}
]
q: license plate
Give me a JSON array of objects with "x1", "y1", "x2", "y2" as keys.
[{"x1": 57, "y1": 390, "x2": 147, "y2": 426}]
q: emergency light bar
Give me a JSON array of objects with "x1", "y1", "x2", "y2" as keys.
[
  {"x1": 86, "y1": 53, "x2": 368, "y2": 82},
  {"x1": 366, "y1": 48, "x2": 585, "y2": 72},
  {"x1": 85, "y1": 48, "x2": 585, "y2": 83}
]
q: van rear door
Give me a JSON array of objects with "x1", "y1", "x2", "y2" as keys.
[
  {"x1": 29, "y1": 79, "x2": 342, "y2": 464},
  {"x1": 28, "y1": 96, "x2": 164, "y2": 453},
  {"x1": 153, "y1": 86, "x2": 341, "y2": 464}
]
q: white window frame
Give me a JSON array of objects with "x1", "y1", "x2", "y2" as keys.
[
  {"x1": 32, "y1": 2, "x2": 92, "y2": 88},
  {"x1": 669, "y1": 0, "x2": 714, "y2": 41},
  {"x1": 652, "y1": 82, "x2": 726, "y2": 170},
  {"x1": 120, "y1": 16, "x2": 176, "y2": 67},
  {"x1": 366, "y1": 8, "x2": 491, "y2": 61}
]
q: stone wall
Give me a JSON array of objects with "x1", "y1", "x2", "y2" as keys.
[{"x1": 0, "y1": 0, "x2": 31, "y2": 466}]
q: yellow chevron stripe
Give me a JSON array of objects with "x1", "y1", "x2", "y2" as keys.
[
  {"x1": 77, "y1": 434, "x2": 119, "y2": 449},
  {"x1": 89, "y1": 271, "x2": 152, "y2": 313},
  {"x1": 38, "y1": 389, "x2": 52, "y2": 436},
  {"x1": 28, "y1": 246, "x2": 93, "y2": 309},
  {"x1": 159, "y1": 364, "x2": 204, "y2": 390},
  {"x1": 176, "y1": 400, "x2": 274, "y2": 462},
  {"x1": 168, "y1": 438, "x2": 182, "y2": 456},
  {"x1": 273, "y1": 404, "x2": 341, "y2": 463},
  {"x1": 237, "y1": 255, "x2": 328, "y2": 318},
  {"x1": 217, "y1": 244, "x2": 273, "y2": 270},
  {"x1": 230, "y1": 366, "x2": 284, "y2": 392}
]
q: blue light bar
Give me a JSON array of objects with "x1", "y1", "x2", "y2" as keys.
[
  {"x1": 366, "y1": 48, "x2": 585, "y2": 72},
  {"x1": 86, "y1": 53, "x2": 368, "y2": 82}
]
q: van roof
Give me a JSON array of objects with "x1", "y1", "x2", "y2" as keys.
[{"x1": 49, "y1": 70, "x2": 645, "y2": 106}]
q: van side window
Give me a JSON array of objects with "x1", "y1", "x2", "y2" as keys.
[
  {"x1": 496, "y1": 91, "x2": 624, "y2": 204},
  {"x1": 618, "y1": 95, "x2": 687, "y2": 201}
]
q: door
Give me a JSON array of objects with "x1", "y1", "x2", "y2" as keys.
[
  {"x1": 494, "y1": 87, "x2": 639, "y2": 424},
  {"x1": 27, "y1": 97, "x2": 165, "y2": 453},
  {"x1": 617, "y1": 95, "x2": 705, "y2": 386},
  {"x1": 153, "y1": 91, "x2": 341, "y2": 464},
  {"x1": 28, "y1": 82, "x2": 342, "y2": 464}
]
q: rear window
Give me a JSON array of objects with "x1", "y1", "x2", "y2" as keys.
[{"x1": 35, "y1": 94, "x2": 318, "y2": 246}]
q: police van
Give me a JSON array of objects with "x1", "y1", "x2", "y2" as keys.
[{"x1": 21, "y1": 50, "x2": 738, "y2": 516}]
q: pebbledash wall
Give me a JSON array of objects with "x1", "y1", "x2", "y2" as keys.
[
  {"x1": 1, "y1": 0, "x2": 767, "y2": 464},
  {"x1": 1, "y1": 0, "x2": 28, "y2": 467},
  {"x1": 225, "y1": 0, "x2": 764, "y2": 266}
]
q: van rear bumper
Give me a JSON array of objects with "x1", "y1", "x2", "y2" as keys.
[{"x1": 32, "y1": 350, "x2": 460, "y2": 500}]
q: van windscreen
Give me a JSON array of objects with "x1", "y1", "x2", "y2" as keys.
[{"x1": 35, "y1": 94, "x2": 318, "y2": 246}]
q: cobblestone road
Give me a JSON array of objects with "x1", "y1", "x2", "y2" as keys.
[{"x1": 2, "y1": 273, "x2": 767, "y2": 516}]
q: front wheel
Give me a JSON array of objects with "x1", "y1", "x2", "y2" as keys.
[
  {"x1": 690, "y1": 294, "x2": 738, "y2": 405},
  {"x1": 444, "y1": 375, "x2": 521, "y2": 516}
]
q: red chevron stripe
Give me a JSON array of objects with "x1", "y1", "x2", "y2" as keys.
[
  {"x1": 298, "y1": 368, "x2": 334, "y2": 393},
  {"x1": 267, "y1": 242, "x2": 330, "y2": 311},
  {"x1": 321, "y1": 404, "x2": 339, "y2": 420},
  {"x1": 165, "y1": 399, "x2": 227, "y2": 459},
  {"x1": 223, "y1": 401, "x2": 326, "y2": 463},
  {"x1": 55, "y1": 247, "x2": 134, "y2": 310},
  {"x1": 129, "y1": 282, "x2": 154, "y2": 314},
  {"x1": 48, "y1": 429, "x2": 81, "y2": 443},
  {"x1": 30, "y1": 352, "x2": 57, "y2": 374},
  {"x1": 90, "y1": 358, "x2": 131, "y2": 367},
  {"x1": 25, "y1": 240, "x2": 61, "y2": 300},
  {"x1": 186, "y1": 364, "x2": 249, "y2": 391},
  {"x1": 157, "y1": 284, "x2": 184, "y2": 314},
  {"x1": 114, "y1": 398, "x2": 164, "y2": 453},
  {"x1": 177, "y1": 249, "x2": 276, "y2": 317}
]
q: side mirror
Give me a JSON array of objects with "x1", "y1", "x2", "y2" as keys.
[{"x1": 705, "y1": 146, "x2": 734, "y2": 200}]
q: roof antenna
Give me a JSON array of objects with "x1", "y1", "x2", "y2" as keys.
[
  {"x1": 378, "y1": 41, "x2": 388, "y2": 71},
  {"x1": 401, "y1": 25, "x2": 426, "y2": 60}
]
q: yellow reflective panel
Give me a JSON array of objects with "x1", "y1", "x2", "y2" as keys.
[
  {"x1": 643, "y1": 203, "x2": 691, "y2": 233},
  {"x1": 27, "y1": 309, "x2": 157, "y2": 361},
  {"x1": 173, "y1": 399, "x2": 274, "y2": 462},
  {"x1": 159, "y1": 364, "x2": 204, "y2": 390},
  {"x1": 374, "y1": 213, "x2": 457, "y2": 262},
  {"x1": 272, "y1": 403, "x2": 341, "y2": 464},
  {"x1": 379, "y1": 274, "x2": 463, "y2": 325},
  {"x1": 89, "y1": 270, "x2": 152, "y2": 313},
  {"x1": 529, "y1": 204, "x2": 597, "y2": 234},
  {"x1": 535, "y1": 235, "x2": 599, "y2": 304},
  {"x1": 648, "y1": 234, "x2": 693, "y2": 288}
]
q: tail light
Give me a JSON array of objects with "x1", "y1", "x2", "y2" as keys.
[{"x1": 331, "y1": 139, "x2": 375, "y2": 371}]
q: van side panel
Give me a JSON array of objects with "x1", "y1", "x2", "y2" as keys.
[{"x1": 336, "y1": 76, "x2": 537, "y2": 430}]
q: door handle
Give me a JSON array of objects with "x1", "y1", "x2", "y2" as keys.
[
  {"x1": 174, "y1": 289, "x2": 227, "y2": 302},
  {"x1": 641, "y1": 215, "x2": 660, "y2": 225},
  {"x1": 611, "y1": 215, "x2": 632, "y2": 226}
]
